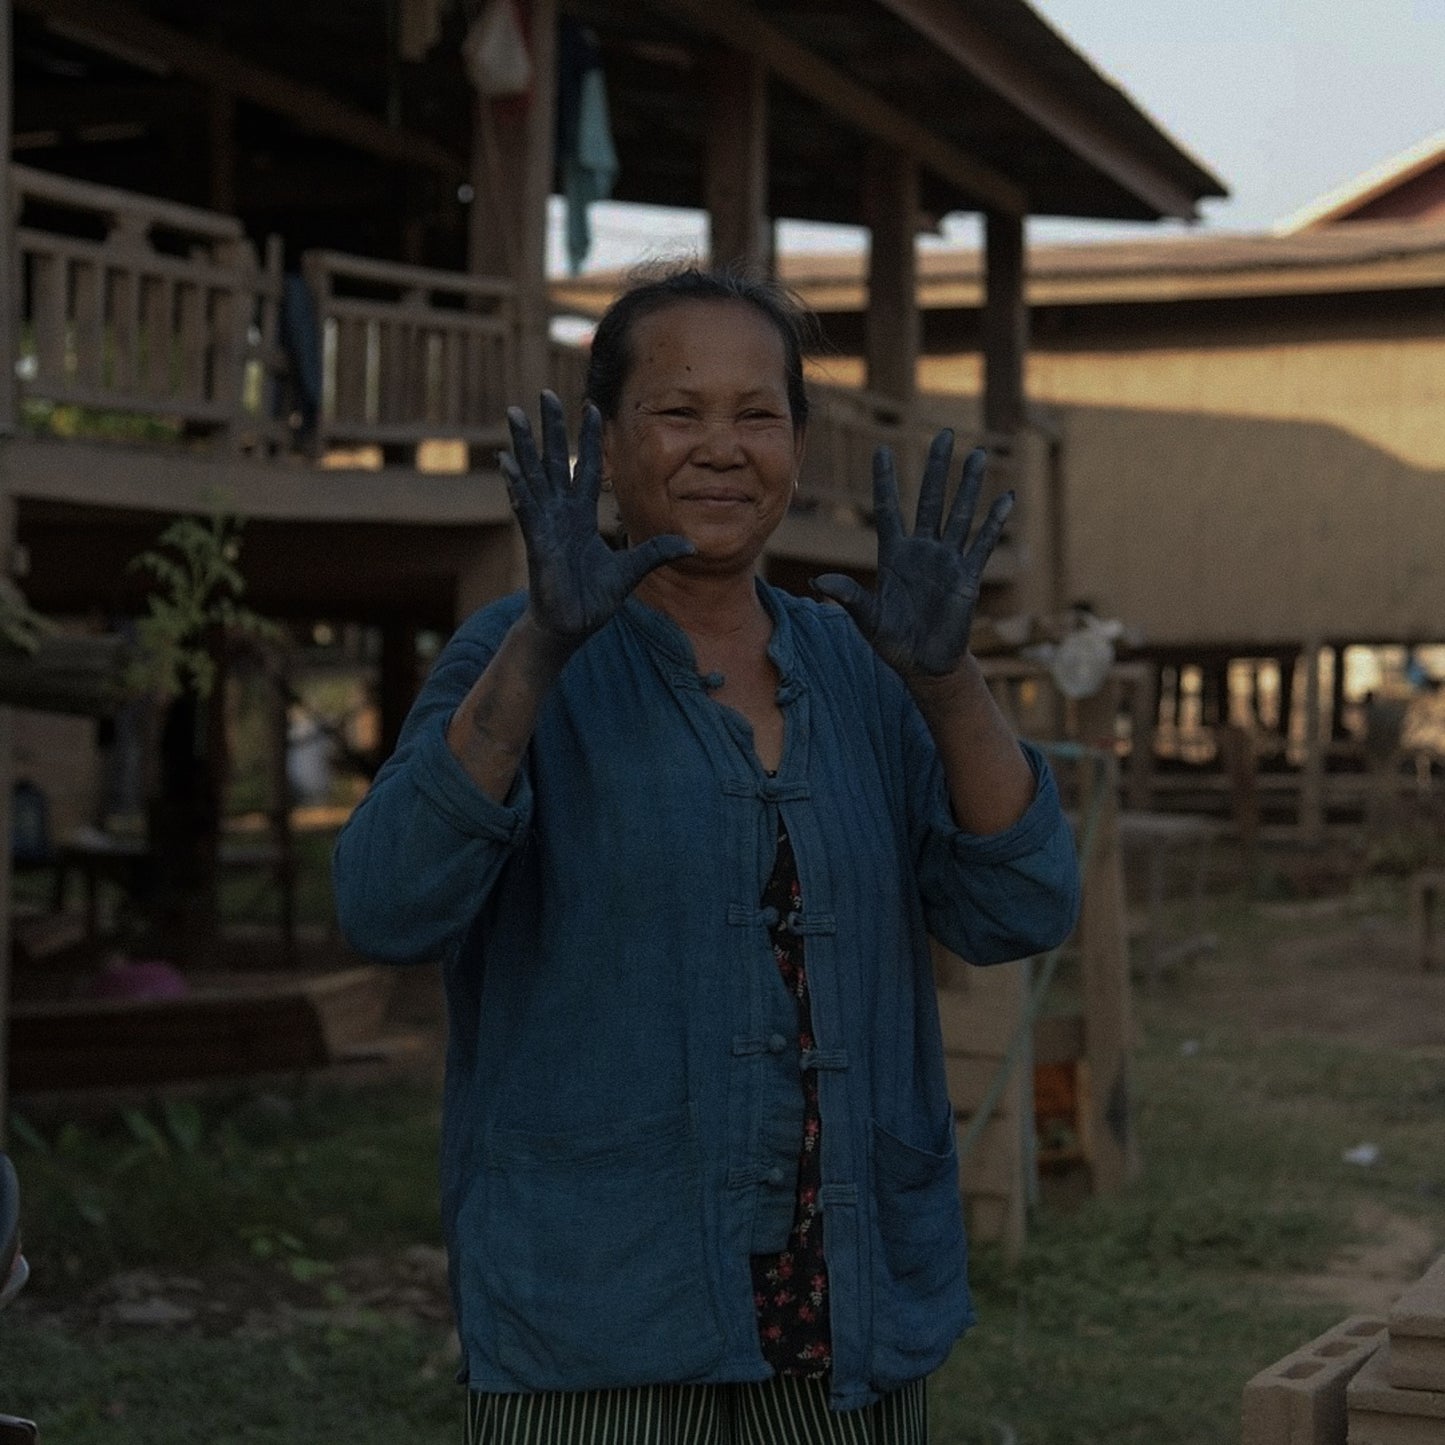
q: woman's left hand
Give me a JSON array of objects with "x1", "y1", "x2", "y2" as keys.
[{"x1": 813, "y1": 432, "x2": 1012, "y2": 679}]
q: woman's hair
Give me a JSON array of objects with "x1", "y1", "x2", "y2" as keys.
[{"x1": 584, "y1": 267, "x2": 815, "y2": 430}]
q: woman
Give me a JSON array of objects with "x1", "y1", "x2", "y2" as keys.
[{"x1": 333, "y1": 269, "x2": 1080, "y2": 1442}]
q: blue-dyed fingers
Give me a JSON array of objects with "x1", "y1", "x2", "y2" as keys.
[
  {"x1": 943, "y1": 447, "x2": 987, "y2": 548},
  {"x1": 871, "y1": 447, "x2": 906, "y2": 552},
  {"x1": 914, "y1": 429, "x2": 955, "y2": 537}
]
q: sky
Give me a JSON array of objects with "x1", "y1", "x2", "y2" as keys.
[{"x1": 549, "y1": 0, "x2": 1445, "y2": 273}]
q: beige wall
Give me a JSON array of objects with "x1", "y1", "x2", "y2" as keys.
[{"x1": 909, "y1": 324, "x2": 1445, "y2": 648}]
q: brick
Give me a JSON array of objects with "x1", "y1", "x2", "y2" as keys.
[
  {"x1": 1347, "y1": 1344, "x2": 1445, "y2": 1444},
  {"x1": 1386, "y1": 1254, "x2": 1445, "y2": 1392},
  {"x1": 1242, "y1": 1316, "x2": 1387, "y2": 1445}
]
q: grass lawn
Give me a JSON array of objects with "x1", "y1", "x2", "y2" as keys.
[{"x1": 3, "y1": 873, "x2": 1443, "y2": 1443}]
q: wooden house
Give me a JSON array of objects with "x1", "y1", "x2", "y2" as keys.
[
  {"x1": 0, "y1": 1, "x2": 1222, "y2": 1144},
  {"x1": 743, "y1": 141, "x2": 1445, "y2": 837}
]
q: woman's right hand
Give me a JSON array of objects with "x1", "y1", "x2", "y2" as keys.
[{"x1": 501, "y1": 391, "x2": 693, "y2": 653}]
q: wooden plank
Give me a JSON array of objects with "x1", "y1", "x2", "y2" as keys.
[
  {"x1": 176, "y1": 280, "x2": 208, "y2": 404},
  {"x1": 28, "y1": 252, "x2": 67, "y2": 385},
  {"x1": 945, "y1": 1053, "x2": 1014, "y2": 1115},
  {"x1": 15, "y1": 229, "x2": 251, "y2": 289},
  {"x1": 966, "y1": 1192, "x2": 1024, "y2": 1252},
  {"x1": 71, "y1": 257, "x2": 104, "y2": 389},
  {"x1": 8, "y1": 967, "x2": 395, "y2": 1091},
  {"x1": 954, "y1": 1116, "x2": 1019, "y2": 1198},
  {"x1": 309, "y1": 249, "x2": 515, "y2": 301},
  {"x1": 647, "y1": 0, "x2": 1026, "y2": 216},
  {"x1": 13, "y1": 162, "x2": 243, "y2": 241},
  {"x1": 141, "y1": 271, "x2": 172, "y2": 397},
  {"x1": 1033, "y1": 1012, "x2": 1086, "y2": 1067},
  {"x1": 936, "y1": 985, "x2": 1026, "y2": 1056}
]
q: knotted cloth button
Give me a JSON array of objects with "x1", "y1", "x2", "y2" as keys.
[
  {"x1": 767, "y1": 1033, "x2": 787, "y2": 1053},
  {"x1": 766, "y1": 1166, "x2": 786, "y2": 1186},
  {"x1": 759, "y1": 906, "x2": 780, "y2": 928}
]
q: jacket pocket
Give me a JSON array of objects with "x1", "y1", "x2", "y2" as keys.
[
  {"x1": 868, "y1": 1119, "x2": 971, "y2": 1389},
  {"x1": 478, "y1": 1106, "x2": 726, "y2": 1388}
]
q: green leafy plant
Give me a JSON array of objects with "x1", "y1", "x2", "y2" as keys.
[{"x1": 126, "y1": 507, "x2": 279, "y2": 702}]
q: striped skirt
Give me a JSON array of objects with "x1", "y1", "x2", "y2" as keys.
[{"x1": 465, "y1": 1375, "x2": 927, "y2": 1445}]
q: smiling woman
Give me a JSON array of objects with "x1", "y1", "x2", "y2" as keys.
[
  {"x1": 331, "y1": 267, "x2": 1081, "y2": 1444},
  {"x1": 600, "y1": 297, "x2": 804, "y2": 582}
]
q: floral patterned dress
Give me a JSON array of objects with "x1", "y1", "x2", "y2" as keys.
[{"x1": 750, "y1": 818, "x2": 832, "y2": 1377}]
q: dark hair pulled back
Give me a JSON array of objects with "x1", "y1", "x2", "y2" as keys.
[{"x1": 584, "y1": 267, "x2": 815, "y2": 430}]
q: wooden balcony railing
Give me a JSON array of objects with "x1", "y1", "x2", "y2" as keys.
[
  {"x1": 12, "y1": 164, "x2": 283, "y2": 447},
  {"x1": 303, "y1": 251, "x2": 517, "y2": 459}
]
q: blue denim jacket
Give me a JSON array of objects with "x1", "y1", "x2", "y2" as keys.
[{"x1": 332, "y1": 584, "x2": 1080, "y2": 1411}]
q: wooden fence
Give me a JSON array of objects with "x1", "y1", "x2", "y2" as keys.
[
  {"x1": 11, "y1": 164, "x2": 283, "y2": 448},
  {"x1": 303, "y1": 250, "x2": 517, "y2": 459}
]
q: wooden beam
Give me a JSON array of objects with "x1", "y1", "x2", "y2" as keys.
[
  {"x1": 704, "y1": 50, "x2": 770, "y2": 274},
  {"x1": 863, "y1": 142, "x2": 918, "y2": 405},
  {"x1": 1075, "y1": 748, "x2": 1140, "y2": 1194},
  {"x1": 0, "y1": 0, "x2": 12, "y2": 1141},
  {"x1": 873, "y1": 0, "x2": 1208, "y2": 220},
  {"x1": 982, "y1": 210, "x2": 1027, "y2": 435},
  {"x1": 468, "y1": 0, "x2": 557, "y2": 401},
  {"x1": 14, "y1": 0, "x2": 466, "y2": 180},
  {"x1": 0, "y1": 0, "x2": 12, "y2": 437},
  {"x1": 645, "y1": 0, "x2": 1027, "y2": 217}
]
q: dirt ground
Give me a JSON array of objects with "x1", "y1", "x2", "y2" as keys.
[
  {"x1": 1183, "y1": 902, "x2": 1445, "y2": 1052},
  {"x1": 17, "y1": 882, "x2": 1443, "y2": 1341},
  {"x1": 1154, "y1": 891, "x2": 1445, "y2": 1316}
]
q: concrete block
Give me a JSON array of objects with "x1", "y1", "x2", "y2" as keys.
[
  {"x1": 1347, "y1": 1343, "x2": 1445, "y2": 1444},
  {"x1": 1387, "y1": 1253, "x2": 1445, "y2": 1392},
  {"x1": 1242, "y1": 1316, "x2": 1387, "y2": 1445}
]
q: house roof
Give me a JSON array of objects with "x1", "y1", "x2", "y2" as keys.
[
  {"x1": 12, "y1": 0, "x2": 1226, "y2": 248},
  {"x1": 574, "y1": 0, "x2": 1226, "y2": 224},
  {"x1": 551, "y1": 217, "x2": 1445, "y2": 317},
  {"x1": 1275, "y1": 130, "x2": 1445, "y2": 234}
]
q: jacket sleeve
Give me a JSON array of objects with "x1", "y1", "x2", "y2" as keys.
[
  {"x1": 902, "y1": 692, "x2": 1081, "y2": 965},
  {"x1": 331, "y1": 604, "x2": 533, "y2": 966}
]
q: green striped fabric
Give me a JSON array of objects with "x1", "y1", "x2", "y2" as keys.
[{"x1": 466, "y1": 1376, "x2": 927, "y2": 1444}]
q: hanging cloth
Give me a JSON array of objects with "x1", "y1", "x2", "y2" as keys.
[
  {"x1": 557, "y1": 23, "x2": 618, "y2": 274},
  {"x1": 464, "y1": 0, "x2": 533, "y2": 97}
]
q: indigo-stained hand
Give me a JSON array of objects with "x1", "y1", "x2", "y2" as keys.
[
  {"x1": 500, "y1": 391, "x2": 694, "y2": 650},
  {"x1": 813, "y1": 433, "x2": 1012, "y2": 678}
]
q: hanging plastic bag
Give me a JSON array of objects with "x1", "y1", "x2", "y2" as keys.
[{"x1": 464, "y1": 0, "x2": 533, "y2": 97}]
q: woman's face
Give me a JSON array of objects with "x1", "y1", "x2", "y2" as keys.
[{"x1": 601, "y1": 299, "x2": 805, "y2": 576}]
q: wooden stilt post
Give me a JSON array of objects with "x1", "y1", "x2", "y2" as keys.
[
  {"x1": 466, "y1": 0, "x2": 556, "y2": 594},
  {"x1": 1077, "y1": 750, "x2": 1139, "y2": 1193},
  {"x1": 467, "y1": 0, "x2": 557, "y2": 405},
  {"x1": 1300, "y1": 638, "x2": 1325, "y2": 844},
  {"x1": 982, "y1": 210, "x2": 1027, "y2": 438},
  {"x1": 0, "y1": 0, "x2": 16, "y2": 1141},
  {"x1": 863, "y1": 143, "x2": 919, "y2": 410},
  {"x1": 705, "y1": 51, "x2": 770, "y2": 275}
]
